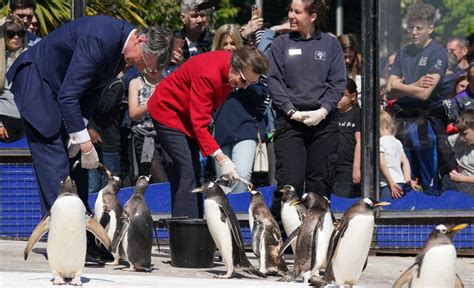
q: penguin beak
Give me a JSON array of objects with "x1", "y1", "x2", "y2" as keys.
[
  {"x1": 191, "y1": 187, "x2": 203, "y2": 193},
  {"x1": 290, "y1": 200, "x2": 302, "y2": 206},
  {"x1": 373, "y1": 201, "x2": 391, "y2": 207},
  {"x1": 448, "y1": 223, "x2": 468, "y2": 233}
]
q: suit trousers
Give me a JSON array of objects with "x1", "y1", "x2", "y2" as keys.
[
  {"x1": 270, "y1": 116, "x2": 339, "y2": 218},
  {"x1": 153, "y1": 121, "x2": 203, "y2": 218},
  {"x1": 22, "y1": 119, "x2": 89, "y2": 217}
]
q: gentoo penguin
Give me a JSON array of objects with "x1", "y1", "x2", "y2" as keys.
[
  {"x1": 24, "y1": 176, "x2": 111, "y2": 286},
  {"x1": 319, "y1": 198, "x2": 390, "y2": 287},
  {"x1": 280, "y1": 192, "x2": 333, "y2": 283},
  {"x1": 279, "y1": 185, "x2": 307, "y2": 254},
  {"x1": 393, "y1": 223, "x2": 467, "y2": 288},
  {"x1": 111, "y1": 175, "x2": 154, "y2": 271},
  {"x1": 192, "y1": 181, "x2": 266, "y2": 279},
  {"x1": 248, "y1": 189, "x2": 288, "y2": 275},
  {"x1": 94, "y1": 163, "x2": 123, "y2": 264}
]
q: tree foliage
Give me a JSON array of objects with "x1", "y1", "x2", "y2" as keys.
[{"x1": 401, "y1": 0, "x2": 473, "y2": 40}]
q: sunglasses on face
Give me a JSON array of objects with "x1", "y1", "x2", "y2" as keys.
[
  {"x1": 238, "y1": 69, "x2": 257, "y2": 85},
  {"x1": 15, "y1": 13, "x2": 33, "y2": 21},
  {"x1": 5, "y1": 29, "x2": 26, "y2": 39}
]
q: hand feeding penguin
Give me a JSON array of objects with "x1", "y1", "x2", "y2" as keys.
[
  {"x1": 93, "y1": 163, "x2": 124, "y2": 264},
  {"x1": 393, "y1": 223, "x2": 467, "y2": 288},
  {"x1": 248, "y1": 189, "x2": 288, "y2": 275},
  {"x1": 192, "y1": 181, "x2": 266, "y2": 279},
  {"x1": 24, "y1": 176, "x2": 111, "y2": 286},
  {"x1": 279, "y1": 185, "x2": 307, "y2": 254},
  {"x1": 279, "y1": 192, "x2": 333, "y2": 283},
  {"x1": 319, "y1": 197, "x2": 390, "y2": 287},
  {"x1": 111, "y1": 175, "x2": 154, "y2": 272}
]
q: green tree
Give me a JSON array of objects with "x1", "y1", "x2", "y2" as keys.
[
  {"x1": 1, "y1": 0, "x2": 147, "y2": 36},
  {"x1": 401, "y1": 0, "x2": 474, "y2": 40}
]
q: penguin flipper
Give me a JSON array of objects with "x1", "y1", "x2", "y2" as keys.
[
  {"x1": 218, "y1": 205, "x2": 245, "y2": 252},
  {"x1": 392, "y1": 264, "x2": 416, "y2": 288},
  {"x1": 310, "y1": 214, "x2": 325, "y2": 270},
  {"x1": 279, "y1": 226, "x2": 301, "y2": 257},
  {"x1": 251, "y1": 219, "x2": 264, "y2": 258},
  {"x1": 111, "y1": 217, "x2": 130, "y2": 253},
  {"x1": 24, "y1": 214, "x2": 50, "y2": 260},
  {"x1": 455, "y1": 273, "x2": 464, "y2": 288},
  {"x1": 86, "y1": 215, "x2": 112, "y2": 251},
  {"x1": 99, "y1": 211, "x2": 111, "y2": 229}
]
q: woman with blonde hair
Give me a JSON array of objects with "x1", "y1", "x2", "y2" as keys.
[
  {"x1": 211, "y1": 23, "x2": 269, "y2": 194},
  {"x1": 0, "y1": 15, "x2": 28, "y2": 142}
]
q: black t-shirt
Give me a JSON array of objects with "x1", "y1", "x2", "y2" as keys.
[{"x1": 336, "y1": 106, "x2": 361, "y2": 168}]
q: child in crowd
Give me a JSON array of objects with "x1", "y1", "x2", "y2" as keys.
[
  {"x1": 128, "y1": 70, "x2": 168, "y2": 183},
  {"x1": 443, "y1": 110, "x2": 474, "y2": 195},
  {"x1": 379, "y1": 111, "x2": 417, "y2": 199},
  {"x1": 332, "y1": 78, "x2": 361, "y2": 198}
]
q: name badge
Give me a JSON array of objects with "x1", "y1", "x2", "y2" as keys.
[{"x1": 289, "y1": 49, "x2": 302, "y2": 56}]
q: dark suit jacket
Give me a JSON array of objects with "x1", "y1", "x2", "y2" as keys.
[{"x1": 7, "y1": 16, "x2": 133, "y2": 138}]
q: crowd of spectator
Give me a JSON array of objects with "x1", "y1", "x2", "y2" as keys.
[{"x1": 1, "y1": 0, "x2": 473, "y2": 212}]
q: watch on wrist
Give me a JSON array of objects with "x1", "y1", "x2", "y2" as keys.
[{"x1": 287, "y1": 109, "x2": 297, "y2": 118}]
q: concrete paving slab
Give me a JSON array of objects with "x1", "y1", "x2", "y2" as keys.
[{"x1": 1, "y1": 240, "x2": 473, "y2": 287}]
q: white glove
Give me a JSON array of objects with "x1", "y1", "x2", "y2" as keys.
[
  {"x1": 81, "y1": 146, "x2": 99, "y2": 169},
  {"x1": 217, "y1": 155, "x2": 240, "y2": 181},
  {"x1": 67, "y1": 138, "x2": 81, "y2": 158},
  {"x1": 290, "y1": 111, "x2": 306, "y2": 122},
  {"x1": 300, "y1": 108, "x2": 328, "y2": 126}
]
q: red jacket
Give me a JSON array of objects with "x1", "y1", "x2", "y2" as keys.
[{"x1": 148, "y1": 51, "x2": 233, "y2": 156}]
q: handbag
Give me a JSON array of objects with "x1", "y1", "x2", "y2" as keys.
[{"x1": 253, "y1": 132, "x2": 269, "y2": 173}]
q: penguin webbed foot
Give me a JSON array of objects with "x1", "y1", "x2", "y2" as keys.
[
  {"x1": 52, "y1": 276, "x2": 66, "y2": 285},
  {"x1": 214, "y1": 270, "x2": 234, "y2": 279},
  {"x1": 70, "y1": 276, "x2": 83, "y2": 286},
  {"x1": 278, "y1": 273, "x2": 296, "y2": 282},
  {"x1": 309, "y1": 274, "x2": 327, "y2": 287}
]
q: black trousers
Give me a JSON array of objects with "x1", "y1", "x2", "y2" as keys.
[{"x1": 270, "y1": 116, "x2": 339, "y2": 218}]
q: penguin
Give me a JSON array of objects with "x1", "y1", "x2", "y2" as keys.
[
  {"x1": 111, "y1": 175, "x2": 154, "y2": 271},
  {"x1": 24, "y1": 176, "x2": 111, "y2": 286},
  {"x1": 319, "y1": 198, "x2": 390, "y2": 287},
  {"x1": 248, "y1": 189, "x2": 288, "y2": 275},
  {"x1": 279, "y1": 192, "x2": 333, "y2": 283},
  {"x1": 93, "y1": 163, "x2": 123, "y2": 264},
  {"x1": 192, "y1": 181, "x2": 266, "y2": 279},
  {"x1": 393, "y1": 223, "x2": 467, "y2": 288},
  {"x1": 279, "y1": 185, "x2": 307, "y2": 254}
]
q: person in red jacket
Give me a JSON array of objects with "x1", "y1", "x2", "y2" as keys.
[{"x1": 148, "y1": 47, "x2": 268, "y2": 218}]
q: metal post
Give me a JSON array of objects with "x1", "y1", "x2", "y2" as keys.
[
  {"x1": 72, "y1": 0, "x2": 86, "y2": 20},
  {"x1": 361, "y1": 0, "x2": 379, "y2": 199},
  {"x1": 336, "y1": 0, "x2": 343, "y2": 36}
]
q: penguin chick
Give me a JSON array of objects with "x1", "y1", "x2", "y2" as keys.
[{"x1": 249, "y1": 189, "x2": 288, "y2": 275}]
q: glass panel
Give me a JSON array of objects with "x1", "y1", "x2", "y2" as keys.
[{"x1": 377, "y1": 0, "x2": 474, "y2": 212}]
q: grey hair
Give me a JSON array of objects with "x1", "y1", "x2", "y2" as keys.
[
  {"x1": 181, "y1": 0, "x2": 205, "y2": 14},
  {"x1": 136, "y1": 26, "x2": 174, "y2": 71}
]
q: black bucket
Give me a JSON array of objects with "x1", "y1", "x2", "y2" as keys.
[{"x1": 166, "y1": 218, "x2": 216, "y2": 268}]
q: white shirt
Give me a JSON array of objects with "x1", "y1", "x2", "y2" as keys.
[{"x1": 380, "y1": 135, "x2": 405, "y2": 187}]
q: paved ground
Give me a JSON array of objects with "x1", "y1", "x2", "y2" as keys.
[{"x1": 0, "y1": 239, "x2": 473, "y2": 287}]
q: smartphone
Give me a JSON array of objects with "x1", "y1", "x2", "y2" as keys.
[{"x1": 251, "y1": 4, "x2": 262, "y2": 18}]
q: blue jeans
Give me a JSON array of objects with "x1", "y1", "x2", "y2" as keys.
[
  {"x1": 380, "y1": 183, "x2": 412, "y2": 199},
  {"x1": 88, "y1": 151, "x2": 121, "y2": 193},
  {"x1": 153, "y1": 121, "x2": 203, "y2": 218},
  {"x1": 215, "y1": 139, "x2": 257, "y2": 194}
]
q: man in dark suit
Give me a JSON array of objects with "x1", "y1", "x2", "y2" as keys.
[{"x1": 7, "y1": 15, "x2": 174, "y2": 216}]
